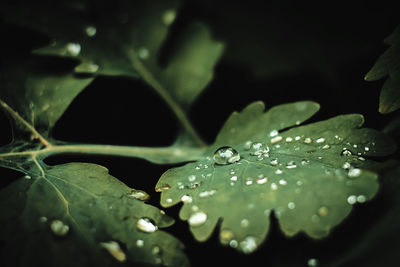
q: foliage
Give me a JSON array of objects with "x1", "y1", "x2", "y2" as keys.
[{"x1": 0, "y1": 1, "x2": 399, "y2": 267}]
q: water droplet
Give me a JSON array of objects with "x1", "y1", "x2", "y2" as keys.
[
  {"x1": 24, "y1": 175, "x2": 31, "y2": 180},
  {"x1": 101, "y1": 241, "x2": 126, "y2": 262},
  {"x1": 188, "y1": 211, "x2": 207, "y2": 227},
  {"x1": 220, "y1": 229, "x2": 234, "y2": 244},
  {"x1": 353, "y1": 144, "x2": 358, "y2": 148},
  {"x1": 240, "y1": 236, "x2": 257, "y2": 254},
  {"x1": 137, "y1": 217, "x2": 158, "y2": 233},
  {"x1": 304, "y1": 137, "x2": 312, "y2": 144},
  {"x1": 152, "y1": 245, "x2": 161, "y2": 255},
  {"x1": 307, "y1": 258, "x2": 319, "y2": 267},
  {"x1": 249, "y1": 142, "x2": 270, "y2": 157},
  {"x1": 264, "y1": 209, "x2": 271, "y2": 216},
  {"x1": 244, "y1": 141, "x2": 252, "y2": 150},
  {"x1": 162, "y1": 9, "x2": 176, "y2": 26},
  {"x1": 275, "y1": 169, "x2": 283, "y2": 174},
  {"x1": 229, "y1": 240, "x2": 238, "y2": 248},
  {"x1": 188, "y1": 182, "x2": 201, "y2": 189},
  {"x1": 279, "y1": 179, "x2": 287, "y2": 185},
  {"x1": 213, "y1": 146, "x2": 241, "y2": 165},
  {"x1": 75, "y1": 62, "x2": 99, "y2": 73},
  {"x1": 195, "y1": 166, "x2": 201, "y2": 170},
  {"x1": 296, "y1": 180, "x2": 303, "y2": 186},
  {"x1": 50, "y1": 219, "x2": 69, "y2": 237},
  {"x1": 181, "y1": 194, "x2": 193, "y2": 203},
  {"x1": 271, "y1": 183, "x2": 278, "y2": 190},
  {"x1": 85, "y1": 25, "x2": 97, "y2": 37},
  {"x1": 357, "y1": 195, "x2": 367, "y2": 203},
  {"x1": 269, "y1": 129, "x2": 279, "y2": 137},
  {"x1": 229, "y1": 169, "x2": 236, "y2": 175},
  {"x1": 285, "y1": 137, "x2": 293, "y2": 142},
  {"x1": 188, "y1": 175, "x2": 196, "y2": 182},
  {"x1": 256, "y1": 177, "x2": 268, "y2": 184},
  {"x1": 364, "y1": 146, "x2": 370, "y2": 151},
  {"x1": 316, "y1": 138, "x2": 325, "y2": 143},
  {"x1": 271, "y1": 136, "x2": 282, "y2": 144},
  {"x1": 270, "y1": 159, "x2": 279, "y2": 166},
  {"x1": 288, "y1": 202, "x2": 296, "y2": 209},
  {"x1": 322, "y1": 144, "x2": 330, "y2": 149},
  {"x1": 286, "y1": 161, "x2": 297, "y2": 169},
  {"x1": 245, "y1": 178, "x2": 253, "y2": 185},
  {"x1": 166, "y1": 198, "x2": 173, "y2": 203},
  {"x1": 138, "y1": 47, "x2": 149, "y2": 59},
  {"x1": 230, "y1": 175, "x2": 238, "y2": 181},
  {"x1": 127, "y1": 189, "x2": 150, "y2": 201},
  {"x1": 295, "y1": 136, "x2": 301, "y2": 141},
  {"x1": 66, "y1": 43, "x2": 81, "y2": 56},
  {"x1": 301, "y1": 159, "x2": 310, "y2": 165},
  {"x1": 341, "y1": 148, "x2": 353, "y2": 156},
  {"x1": 155, "y1": 184, "x2": 171, "y2": 192},
  {"x1": 347, "y1": 195, "x2": 357, "y2": 205},
  {"x1": 240, "y1": 219, "x2": 249, "y2": 227},
  {"x1": 136, "y1": 239, "x2": 144, "y2": 248},
  {"x1": 348, "y1": 168, "x2": 362, "y2": 178},
  {"x1": 318, "y1": 206, "x2": 328, "y2": 217},
  {"x1": 39, "y1": 216, "x2": 48, "y2": 223},
  {"x1": 199, "y1": 190, "x2": 216, "y2": 198},
  {"x1": 342, "y1": 162, "x2": 351, "y2": 169},
  {"x1": 358, "y1": 156, "x2": 366, "y2": 161},
  {"x1": 311, "y1": 214, "x2": 320, "y2": 223}
]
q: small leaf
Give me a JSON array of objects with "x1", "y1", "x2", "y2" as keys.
[
  {"x1": 156, "y1": 101, "x2": 396, "y2": 253},
  {"x1": 365, "y1": 25, "x2": 400, "y2": 114},
  {"x1": 0, "y1": 162, "x2": 189, "y2": 267}
]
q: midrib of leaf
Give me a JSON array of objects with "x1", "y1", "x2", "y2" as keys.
[{"x1": 123, "y1": 46, "x2": 206, "y2": 147}]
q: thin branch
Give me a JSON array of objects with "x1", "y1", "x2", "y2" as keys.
[
  {"x1": 123, "y1": 47, "x2": 206, "y2": 147},
  {"x1": 0, "y1": 99, "x2": 52, "y2": 148}
]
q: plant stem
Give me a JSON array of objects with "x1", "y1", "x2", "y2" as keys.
[
  {"x1": 0, "y1": 144, "x2": 206, "y2": 164},
  {"x1": 124, "y1": 47, "x2": 206, "y2": 147}
]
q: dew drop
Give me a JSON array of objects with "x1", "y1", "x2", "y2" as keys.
[
  {"x1": 364, "y1": 146, "x2": 370, "y2": 152},
  {"x1": 199, "y1": 190, "x2": 216, "y2": 198},
  {"x1": 39, "y1": 216, "x2": 48, "y2": 223},
  {"x1": 240, "y1": 236, "x2": 257, "y2": 254},
  {"x1": 137, "y1": 217, "x2": 158, "y2": 233},
  {"x1": 304, "y1": 137, "x2": 312, "y2": 144},
  {"x1": 348, "y1": 168, "x2": 362, "y2": 178},
  {"x1": 213, "y1": 146, "x2": 241, "y2": 165},
  {"x1": 155, "y1": 184, "x2": 171, "y2": 192},
  {"x1": 245, "y1": 178, "x2": 253, "y2": 185},
  {"x1": 152, "y1": 245, "x2": 161, "y2": 255},
  {"x1": 181, "y1": 194, "x2": 193, "y2": 203},
  {"x1": 162, "y1": 9, "x2": 176, "y2": 26},
  {"x1": 286, "y1": 161, "x2": 297, "y2": 169},
  {"x1": 341, "y1": 149, "x2": 353, "y2": 156},
  {"x1": 188, "y1": 175, "x2": 196, "y2": 182},
  {"x1": 240, "y1": 219, "x2": 249, "y2": 227},
  {"x1": 100, "y1": 241, "x2": 126, "y2": 262},
  {"x1": 249, "y1": 142, "x2": 270, "y2": 157},
  {"x1": 347, "y1": 195, "x2": 357, "y2": 205},
  {"x1": 138, "y1": 47, "x2": 149, "y2": 59},
  {"x1": 279, "y1": 179, "x2": 287, "y2": 185},
  {"x1": 270, "y1": 159, "x2": 279, "y2": 166},
  {"x1": 271, "y1": 183, "x2": 278, "y2": 190},
  {"x1": 24, "y1": 175, "x2": 31, "y2": 180},
  {"x1": 50, "y1": 219, "x2": 69, "y2": 237},
  {"x1": 136, "y1": 239, "x2": 144, "y2": 248},
  {"x1": 229, "y1": 240, "x2": 238, "y2": 248},
  {"x1": 357, "y1": 195, "x2": 367, "y2": 203},
  {"x1": 316, "y1": 138, "x2": 325, "y2": 143},
  {"x1": 318, "y1": 206, "x2": 328, "y2": 217},
  {"x1": 85, "y1": 25, "x2": 97, "y2": 37},
  {"x1": 127, "y1": 189, "x2": 150, "y2": 201},
  {"x1": 275, "y1": 169, "x2": 283, "y2": 174},
  {"x1": 269, "y1": 129, "x2": 279, "y2": 137},
  {"x1": 188, "y1": 211, "x2": 207, "y2": 227},
  {"x1": 230, "y1": 175, "x2": 238, "y2": 181},
  {"x1": 256, "y1": 177, "x2": 268, "y2": 184},
  {"x1": 66, "y1": 42, "x2": 81, "y2": 56},
  {"x1": 75, "y1": 62, "x2": 99, "y2": 73},
  {"x1": 342, "y1": 162, "x2": 351, "y2": 170},
  {"x1": 271, "y1": 136, "x2": 283, "y2": 144},
  {"x1": 301, "y1": 159, "x2": 310, "y2": 165},
  {"x1": 322, "y1": 144, "x2": 330, "y2": 149},
  {"x1": 307, "y1": 258, "x2": 319, "y2": 267},
  {"x1": 288, "y1": 202, "x2": 296, "y2": 209},
  {"x1": 285, "y1": 137, "x2": 293, "y2": 142},
  {"x1": 295, "y1": 136, "x2": 301, "y2": 141},
  {"x1": 244, "y1": 141, "x2": 252, "y2": 150}
]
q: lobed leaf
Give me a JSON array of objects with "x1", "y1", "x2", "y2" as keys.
[
  {"x1": 0, "y1": 162, "x2": 189, "y2": 267},
  {"x1": 365, "y1": 25, "x2": 400, "y2": 114},
  {"x1": 156, "y1": 101, "x2": 396, "y2": 253}
]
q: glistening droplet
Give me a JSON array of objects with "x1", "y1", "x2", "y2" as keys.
[
  {"x1": 188, "y1": 211, "x2": 207, "y2": 227},
  {"x1": 137, "y1": 217, "x2": 158, "y2": 233},
  {"x1": 50, "y1": 219, "x2": 69, "y2": 237},
  {"x1": 100, "y1": 241, "x2": 127, "y2": 262},
  {"x1": 213, "y1": 146, "x2": 240, "y2": 165}
]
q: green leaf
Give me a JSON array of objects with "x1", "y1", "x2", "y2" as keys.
[
  {"x1": 0, "y1": 0, "x2": 223, "y2": 110},
  {"x1": 0, "y1": 57, "x2": 93, "y2": 137},
  {"x1": 0, "y1": 162, "x2": 189, "y2": 267},
  {"x1": 156, "y1": 101, "x2": 396, "y2": 253},
  {"x1": 365, "y1": 25, "x2": 400, "y2": 114}
]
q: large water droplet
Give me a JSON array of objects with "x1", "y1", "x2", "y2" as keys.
[
  {"x1": 188, "y1": 211, "x2": 207, "y2": 227},
  {"x1": 85, "y1": 25, "x2": 97, "y2": 37},
  {"x1": 137, "y1": 217, "x2": 158, "y2": 233},
  {"x1": 240, "y1": 236, "x2": 257, "y2": 254},
  {"x1": 213, "y1": 146, "x2": 240, "y2": 165},
  {"x1": 127, "y1": 189, "x2": 150, "y2": 201},
  {"x1": 66, "y1": 43, "x2": 81, "y2": 56},
  {"x1": 100, "y1": 241, "x2": 127, "y2": 262},
  {"x1": 50, "y1": 219, "x2": 69, "y2": 237}
]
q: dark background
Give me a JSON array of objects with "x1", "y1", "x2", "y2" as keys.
[{"x1": 0, "y1": 0, "x2": 399, "y2": 266}]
